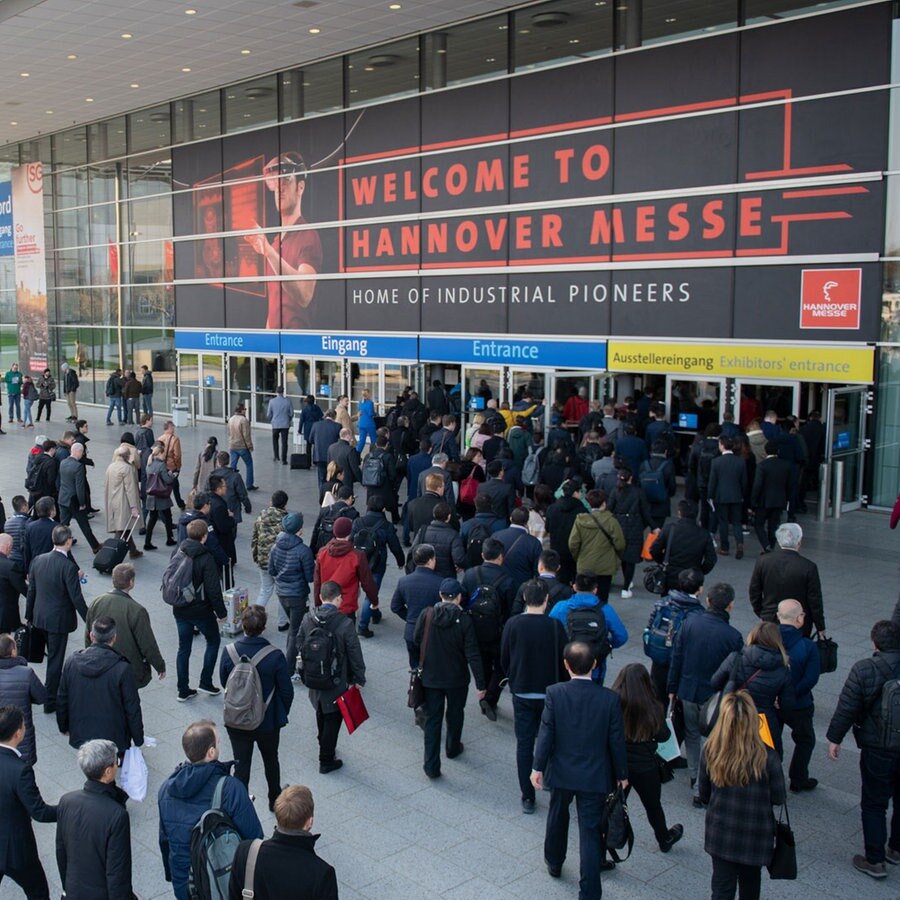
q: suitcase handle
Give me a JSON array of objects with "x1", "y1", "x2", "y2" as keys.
[{"x1": 123, "y1": 512, "x2": 141, "y2": 544}]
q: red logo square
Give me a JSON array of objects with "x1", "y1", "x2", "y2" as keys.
[{"x1": 800, "y1": 269, "x2": 861, "y2": 330}]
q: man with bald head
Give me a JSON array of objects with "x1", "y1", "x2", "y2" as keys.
[
  {"x1": 57, "y1": 441, "x2": 101, "y2": 554},
  {"x1": 777, "y1": 598, "x2": 820, "y2": 792},
  {"x1": 327, "y1": 427, "x2": 362, "y2": 491},
  {"x1": 0, "y1": 534, "x2": 26, "y2": 632}
]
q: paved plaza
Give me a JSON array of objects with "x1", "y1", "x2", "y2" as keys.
[{"x1": 1, "y1": 409, "x2": 898, "y2": 899}]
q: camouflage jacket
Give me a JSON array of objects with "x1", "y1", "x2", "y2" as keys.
[{"x1": 251, "y1": 506, "x2": 284, "y2": 568}]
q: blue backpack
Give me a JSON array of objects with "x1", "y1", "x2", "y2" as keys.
[{"x1": 643, "y1": 598, "x2": 701, "y2": 665}]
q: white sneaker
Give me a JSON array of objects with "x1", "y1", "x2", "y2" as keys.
[{"x1": 621, "y1": 589, "x2": 633, "y2": 599}]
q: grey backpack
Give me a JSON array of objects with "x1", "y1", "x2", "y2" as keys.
[{"x1": 222, "y1": 644, "x2": 279, "y2": 731}]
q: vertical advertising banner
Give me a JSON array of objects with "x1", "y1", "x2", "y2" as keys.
[
  {"x1": 11, "y1": 164, "x2": 49, "y2": 373},
  {"x1": 0, "y1": 180, "x2": 13, "y2": 258}
]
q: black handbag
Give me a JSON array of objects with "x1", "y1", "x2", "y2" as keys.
[
  {"x1": 407, "y1": 608, "x2": 433, "y2": 710},
  {"x1": 656, "y1": 754, "x2": 674, "y2": 784},
  {"x1": 815, "y1": 631, "x2": 838, "y2": 674},
  {"x1": 642, "y1": 528, "x2": 674, "y2": 596},
  {"x1": 768, "y1": 804, "x2": 797, "y2": 880},
  {"x1": 14, "y1": 624, "x2": 46, "y2": 664},
  {"x1": 601, "y1": 785, "x2": 634, "y2": 862}
]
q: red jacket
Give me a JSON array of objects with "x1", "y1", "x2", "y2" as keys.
[
  {"x1": 891, "y1": 494, "x2": 900, "y2": 530},
  {"x1": 313, "y1": 540, "x2": 378, "y2": 616}
]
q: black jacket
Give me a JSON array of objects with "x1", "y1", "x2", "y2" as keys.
[
  {"x1": 57, "y1": 643, "x2": 144, "y2": 752},
  {"x1": 751, "y1": 456, "x2": 794, "y2": 509},
  {"x1": 414, "y1": 601, "x2": 485, "y2": 690},
  {"x1": 0, "y1": 657, "x2": 46, "y2": 766},
  {"x1": 749, "y1": 547, "x2": 824, "y2": 635},
  {"x1": 362, "y1": 447, "x2": 399, "y2": 509},
  {"x1": 650, "y1": 518, "x2": 717, "y2": 591},
  {"x1": 711, "y1": 644, "x2": 795, "y2": 718},
  {"x1": 475, "y1": 477, "x2": 516, "y2": 523},
  {"x1": 708, "y1": 452, "x2": 747, "y2": 505},
  {"x1": 419, "y1": 520, "x2": 466, "y2": 578},
  {"x1": 0, "y1": 553, "x2": 27, "y2": 632},
  {"x1": 511, "y1": 575, "x2": 572, "y2": 616},
  {"x1": 327, "y1": 439, "x2": 362, "y2": 489},
  {"x1": 545, "y1": 496, "x2": 584, "y2": 569},
  {"x1": 460, "y1": 561, "x2": 516, "y2": 626},
  {"x1": 407, "y1": 491, "x2": 459, "y2": 536},
  {"x1": 229, "y1": 830, "x2": 338, "y2": 900},
  {"x1": 0, "y1": 745, "x2": 56, "y2": 872},
  {"x1": 350, "y1": 510, "x2": 404, "y2": 575},
  {"x1": 177, "y1": 538, "x2": 226, "y2": 621},
  {"x1": 27, "y1": 452, "x2": 58, "y2": 501},
  {"x1": 57, "y1": 779, "x2": 135, "y2": 900},
  {"x1": 491, "y1": 525, "x2": 542, "y2": 589},
  {"x1": 391, "y1": 566, "x2": 444, "y2": 643},
  {"x1": 826, "y1": 649, "x2": 900, "y2": 750},
  {"x1": 500, "y1": 613, "x2": 567, "y2": 694},
  {"x1": 23, "y1": 516, "x2": 57, "y2": 572},
  {"x1": 209, "y1": 493, "x2": 237, "y2": 563},
  {"x1": 25, "y1": 548, "x2": 87, "y2": 633},
  {"x1": 309, "y1": 419, "x2": 341, "y2": 464}
]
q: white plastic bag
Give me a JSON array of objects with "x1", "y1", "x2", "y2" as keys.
[{"x1": 120, "y1": 745, "x2": 148, "y2": 802}]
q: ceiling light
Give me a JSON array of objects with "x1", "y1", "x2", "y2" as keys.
[
  {"x1": 243, "y1": 113, "x2": 251, "y2": 118},
  {"x1": 498, "y1": 24, "x2": 508, "y2": 29},
  {"x1": 532, "y1": 11, "x2": 569, "y2": 26},
  {"x1": 121, "y1": 32, "x2": 132, "y2": 39},
  {"x1": 665, "y1": 16, "x2": 676, "y2": 22},
  {"x1": 182, "y1": 67, "x2": 192, "y2": 72},
  {"x1": 185, "y1": 7, "x2": 197, "y2": 13},
  {"x1": 518, "y1": 28, "x2": 530, "y2": 34},
  {"x1": 130, "y1": 83, "x2": 140, "y2": 88},
  {"x1": 9, "y1": 122, "x2": 17, "y2": 126},
  {"x1": 20, "y1": 72, "x2": 29, "y2": 78},
  {"x1": 569, "y1": 38, "x2": 580, "y2": 43},
  {"x1": 704, "y1": 25, "x2": 716, "y2": 31},
  {"x1": 197, "y1": 107, "x2": 207, "y2": 112},
  {"x1": 485, "y1": 57, "x2": 496, "y2": 62},
  {"x1": 367, "y1": 54, "x2": 400, "y2": 68},
  {"x1": 85, "y1": 97, "x2": 94, "y2": 102},
  {"x1": 389, "y1": 2, "x2": 401, "y2": 8},
  {"x1": 595, "y1": 1, "x2": 606, "y2": 5},
  {"x1": 45, "y1": 110, "x2": 53, "y2": 115},
  {"x1": 241, "y1": 49, "x2": 251, "y2": 55},
  {"x1": 67, "y1": 53, "x2": 77, "y2": 59},
  {"x1": 364, "y1": 66, "x2": 374, "y2": 72},
  {"x1": 309, "y1": 27, "x2": 320, "y2": 34}
]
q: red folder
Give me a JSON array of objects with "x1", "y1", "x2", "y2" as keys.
[{"x1": 336, "y1": 685, "x2": 369, "y2": 734}]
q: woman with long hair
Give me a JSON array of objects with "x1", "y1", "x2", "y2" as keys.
[
  {"x1": 606, "y1": 467, "x2": 652, "y2": 599},
  {"x1": 192, "y1": 435, "x2": 219, "y2": 492},
  {"x1": 711, "y1": 622, "x2": 795, "y2": 757},
  {"x1": 144, "y1": 441, "x2": 177, "y2": 550},
  {"x1": 527, "y1": 483, "x2": 554, "y2": 548},
  {"x1": 699, "y1": 690, "x2": 786, "y2": 899},
  {"x1": 611, "y1": 663, "x2": 683, "y2": 853}
]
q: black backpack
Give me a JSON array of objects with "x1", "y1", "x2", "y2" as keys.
[
  {"x1": 314, "y1": 506, "x2": 344, "y2": 554},
  {"x1": 464, "y1": 521, "x2": 493, "y2": 569},
  {"x1": 873, "y1": 657, "x2": 900, "y2": 752},
  {"x1": 361, "y1": 452, "x2": 386, "y2": 488},
  {"x1": 188, "y1": 777, "x2": 241, "y2": 900},
  {"x1": 298, "y1": 612, "x2": 340, "y2": 690},
  {"x1": 467, "y1": 569, "x2": 503, "y2": 644},
  {"x1": 566, "y1": 602, "x2": 612, "y2": 664},
  {"x1": 353, "y1": 524, "x2": 385, "y2": 572}
]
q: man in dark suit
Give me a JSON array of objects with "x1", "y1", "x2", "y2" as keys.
[
  {"x1": 532, "y1": 641, "x2": 628, "y2": 897},
  {"x1": 309, "y1": 409, "x2": 342, "y2": 488},
  {"x1": 0, "y1": 705, "x2": 57, "y2": 898},
  {"x1": 22, "y1": 497, "x2": 58, "y2": 574},
  {"x1": 57, "y1": 442, "x2": 101, "y2": 554},
  {"x1": 491, "y1": 507, "x2": 542, "y2": 590},
  {"x1": 428, "y1": 415, "x2": 460, "y2": 462},
  {"x1": 390, "y1": 543, "x2": 444, "y2": 669},
  {"x1": 327, "y1": 428, "x2": 362, "y2": 491},
  {"x1": 475, "y1": 459, "x2": 516, "y2": 524},
  {"x1": 0, "y1": 534, "x2": 27, "y2": 633},
  {"x1": 749, "y1": 522, "x2": 825, "y2": 637},
  {"x1": 707, "y1": 434, "x2": 748, "y2": 558},
  {"x1": 751, "y1": 440, "x2": 794, "y2": 552},
  {"x1": 24, "y1": 525, "x2": 87, "y2": 713},
  {"x1": 650, "y1": 499, "x2": 717, "y2": 593},
  {"x1": 407, "y1": 473, "x2": 458, "y2": 537}
]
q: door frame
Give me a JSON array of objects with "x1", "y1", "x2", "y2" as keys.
[
  {"x1": 733, "y1": 379, "x2": 800, "y2": 420},
  {"x1": 825, "y1": 385, "x2": 868, "y2": 513},
  {"x1": 665, "y1": 374, "x2": 727, "y2": 432}
]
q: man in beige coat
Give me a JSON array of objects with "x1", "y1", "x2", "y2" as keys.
[
  {"x1": 228, "y1": 403, "x2": 258, "y2": 491},
  {"x1": 103, "y1": 447, "x2": 142, "y2": 559},
  {"x1": 335, "y1": 395, "x2": 352, "y2": 433}
]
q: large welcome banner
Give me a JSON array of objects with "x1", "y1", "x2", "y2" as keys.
[{"x1": 11, "y1": 163, "x2": 49, "y2": 373}]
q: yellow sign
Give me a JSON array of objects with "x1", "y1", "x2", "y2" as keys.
[{"x1": 607, "y1": 341, "x2": 873, "y2": 383}]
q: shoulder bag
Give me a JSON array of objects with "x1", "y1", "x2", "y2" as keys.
[
  {"x1": 602, "y1": 785, "x2": 634, "y2": 862},
  {"x1": 768, "y1": 803, "x2": 797, "y2": 880},
  {"x1": 814, "y1": 629, "x2": 838, "y2": 674},
  {"x1": 643, "y1": 528, "x2": 674, "y2": 596},
  {"x1": 407, "y1": 607, "x2": 434, "y2": 710},
  {"x1": 589, "y1": 511, "x2": 622, "y2": 559}
]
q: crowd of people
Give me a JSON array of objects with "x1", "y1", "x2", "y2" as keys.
[{"x1": 0, "y1": 378, "x2": 895, "y2": 900}]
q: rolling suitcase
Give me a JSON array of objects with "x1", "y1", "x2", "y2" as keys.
[
  {"x1": 93, "y1": 514, "x2": 139, "y2": 575},
  {"x1": 220, "y1": 586, "x2": 249, "y2": 637}
]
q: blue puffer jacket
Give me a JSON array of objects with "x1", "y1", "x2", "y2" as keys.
[
  {"x1": 218, "y1": 635, "x2": 294, "y2": 731},
  {"x1": 779, "y1": 624, "x2": 820, "y2": 709},
  {"x1": 158, "y1": 759, "x2": 262, "y2": 899},
  {"x1": 267, "y1": 531, "x2": 315, "y2": 599}
]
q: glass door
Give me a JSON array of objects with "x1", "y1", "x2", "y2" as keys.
[
  {"x1": 254, "y1": 356, "x2": 280, "y2": 426},
  {"x1": 176, "y1": 351, "x2": 199, "y2": 421},
  {"x1": 200, "y1": 353, "x2": 225, "y2": 421},
  {"x1": 461, "y1": 366, "x2": 503, "y2": 433},
  {"x1": 826, "y1": 386, "x2": 868, "y2": 512},
  {"x1": 313, "y1": 359, "x2": 345, "y2": 410},
  {"x1": 733, "y1": 380, "x2": 799, "y2": 429},
  {"x1": 509, "y1": 369, "x2": 549, "y2": 433},
  {"x1": 226, "y1": 354, "x2": 252, "y2": 417}
]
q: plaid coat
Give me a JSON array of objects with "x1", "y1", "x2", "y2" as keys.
[{"x1": 698, "y1": 747, "x2": 786, "y2": 866}]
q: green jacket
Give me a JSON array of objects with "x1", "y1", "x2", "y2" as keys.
[
  {"x1": 568, "y1": 508, "x2": 625, "y2": 577},
  {"x1": 252, "y1": 506, "x2": 284, "y2": 569},
  {"x1": 84, "y1": 589, "x2": 165, "y2": 689},
  {"x1": 4, "y1": 370, "x2": 22, "y2": 396}
]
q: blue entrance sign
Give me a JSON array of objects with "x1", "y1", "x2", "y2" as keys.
[
  {"x1": 419, "y1": 336, "x2": 606, "y2": 370},
  {"x1": 174, "y1": 330, "x2": 280, "y2": 354},
  {"x1": 281, "y1": 332, "x2": 418, "y2": 361}
]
